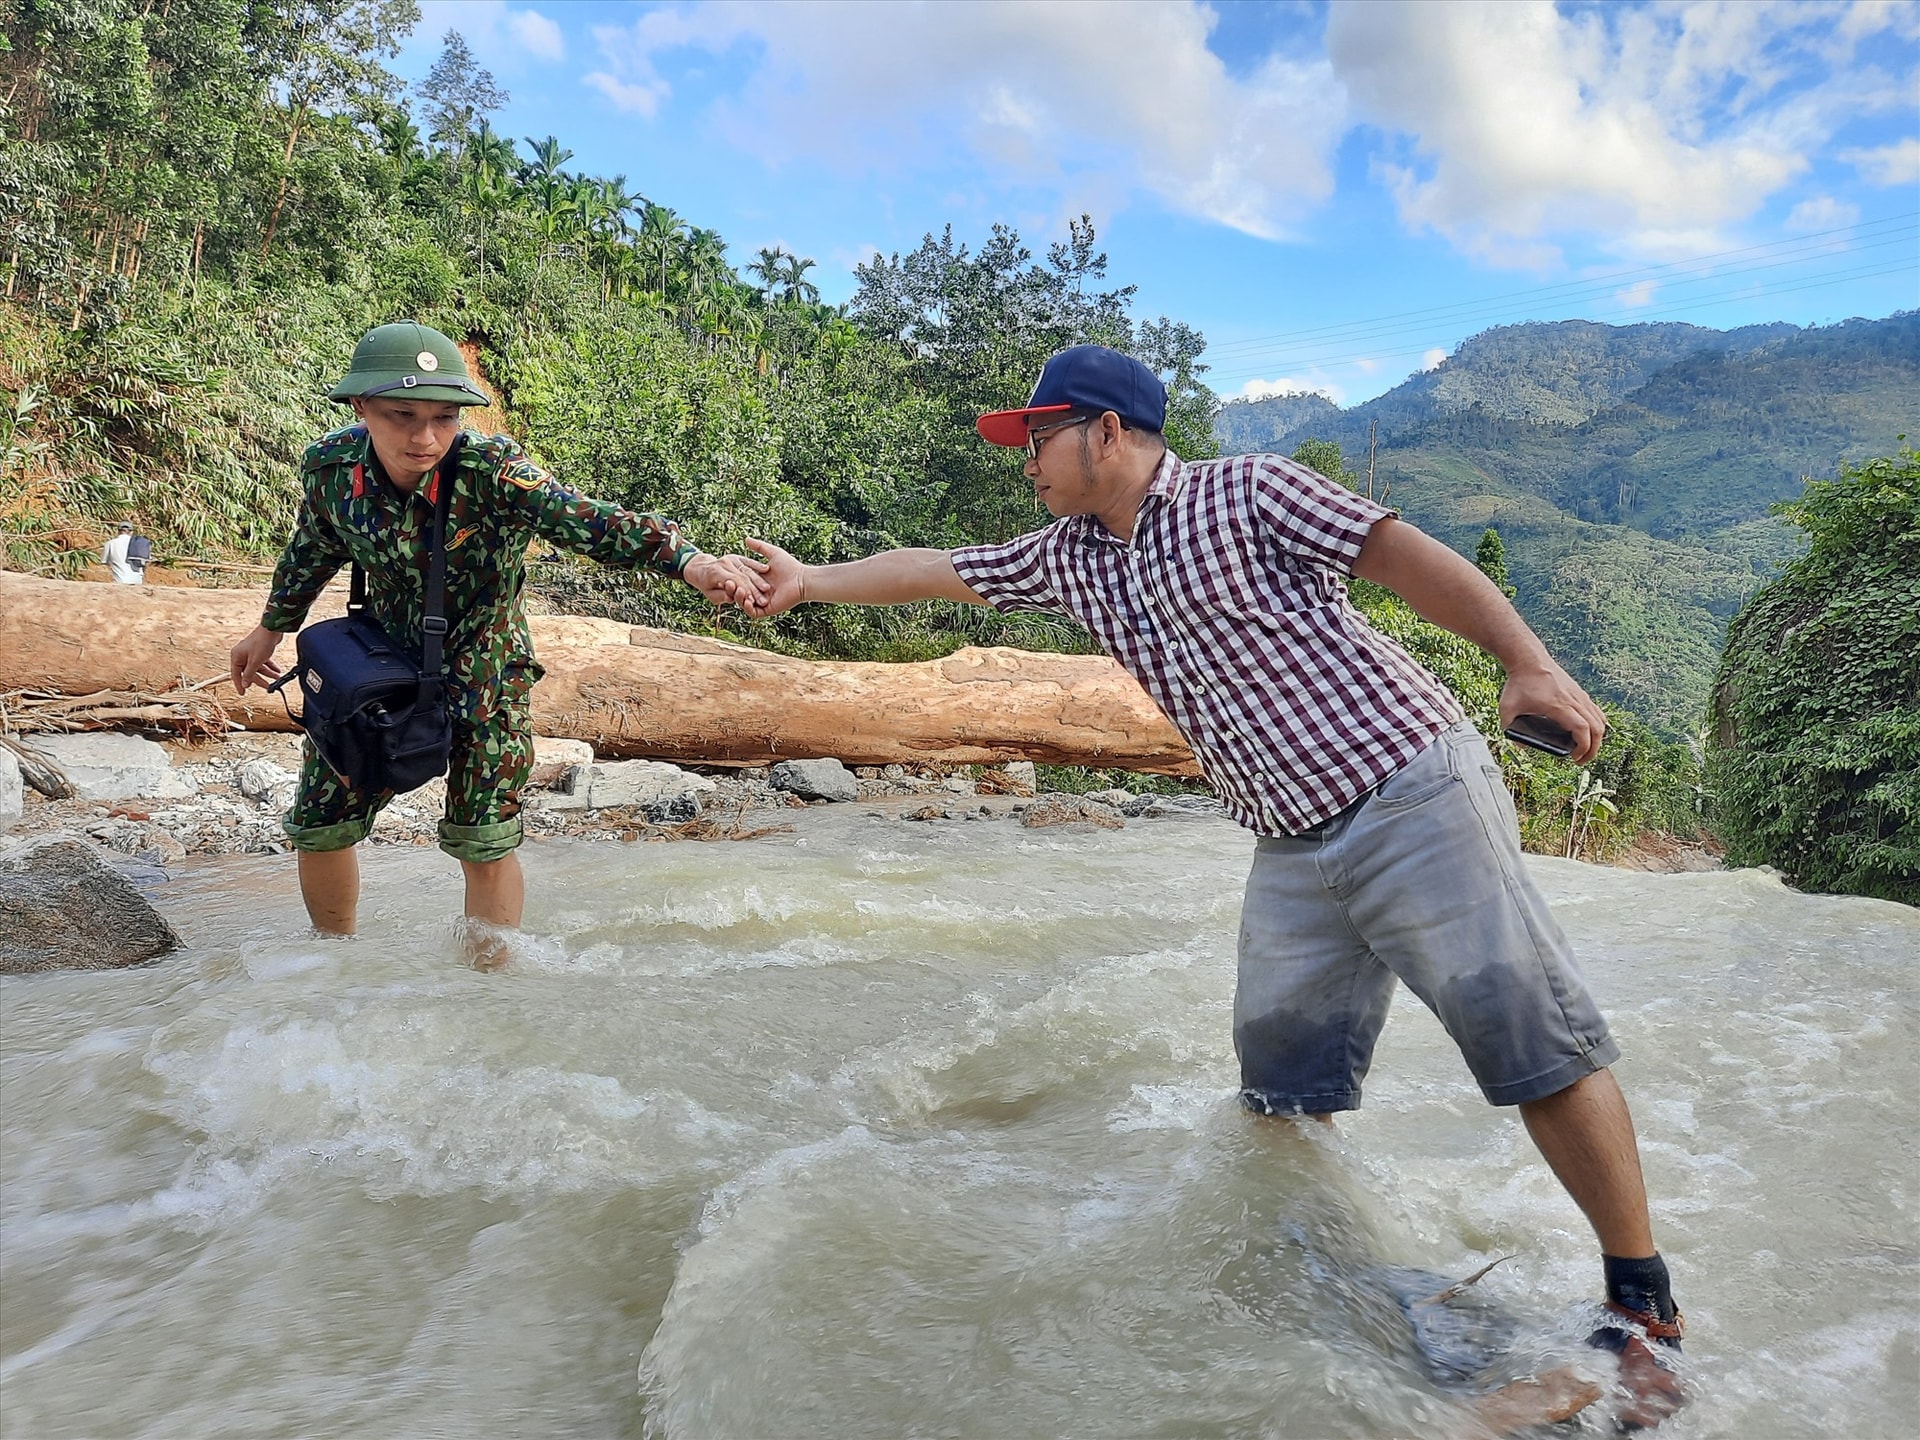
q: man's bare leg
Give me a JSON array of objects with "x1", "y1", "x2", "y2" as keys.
[
  {"x1": 298, "y1": 846, "x2": 359, "y2": 935},
  {"x1": 459, "y1": 853, "x2": 524, "y2": 971},
  {"x1": 1521, "y1": 1068, "x2": 1683, "y2": 1430},
  {"x1": 1518, "y1": 1068, "x2": 1655, "y2": 1257}
]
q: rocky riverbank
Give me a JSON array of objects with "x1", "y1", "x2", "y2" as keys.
[
  {"x1": 1, "y1": 727, "x2": 1722, "y2": 874},
  {"x1": 0, "y1": 730, "x2": 1219, "y2": 868}
]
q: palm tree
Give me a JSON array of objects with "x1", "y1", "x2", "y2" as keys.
[
  {"x1": 605, "y1": 243, "x2": 648, "y2": 303},
  {"x1": 679, "y1": 226, "x2": 730, "y2": 321},
  {"x1": 777, "y1": 253, "x2": 820, "y2": 306},
  {"x1": 464, "y1": 161, "x2": 512, "y2": 275},
  {"x1": 471, "y1": 123, "x2": 519, "y2": 183},
  {"x1": 376, "y1": 109, "x2": 426, "y2": 165},
  {"x1": 523, "y1": 162, "x2": 580, "y2": 291},
  {"x1": 601, "y1": 176, "x2": 645, "y2": 239},
  {"x1": 518, "y1": 135, "x2": 574, "y2": 186},
  {"x1": 749, "y1": 245, "x2": 787, "y2": 302},
  {"x1": 637, "y1": 202, "x2": 688, "y2": 301}
]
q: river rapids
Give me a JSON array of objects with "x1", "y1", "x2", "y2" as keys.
[{"x1": 2, "y1": 807, "x2": 1914, "y2": 1437}]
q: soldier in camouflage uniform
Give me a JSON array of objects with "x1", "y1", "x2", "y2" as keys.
[{"x1": 230, "y1": 322, "x2": 763, "y2": 958}]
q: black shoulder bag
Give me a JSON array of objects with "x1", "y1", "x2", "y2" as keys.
[{"x1": 271, "y1": 438, "x2": 462, "y2": 794}]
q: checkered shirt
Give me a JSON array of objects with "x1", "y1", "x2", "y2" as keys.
[{"x1": 950, "y1": 449, "x2": 1465, "y2": 835}]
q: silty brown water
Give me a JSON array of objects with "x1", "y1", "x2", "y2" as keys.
[{"x1": 2, "y1": 807, "x2": 1914, "y2": 1437}]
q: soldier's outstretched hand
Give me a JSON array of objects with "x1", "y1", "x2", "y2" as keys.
[{"x1": 682, "y1": 553, "x2": 770, "y2": 608}]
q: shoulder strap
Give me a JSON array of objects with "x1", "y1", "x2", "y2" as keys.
[
  {"x1": 340, "y1": 437, "x2": 463, "y2": 682},
  {"x1": 418, "y1": 434, "x2": 464, "y2": 690}
]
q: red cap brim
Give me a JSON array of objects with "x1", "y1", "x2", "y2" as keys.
[{"x1": 976, "y1": 403, "x2": 1074, "y2": 447}]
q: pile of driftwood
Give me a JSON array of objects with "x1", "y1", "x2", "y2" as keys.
[{"x1": 2, "y1": 678, "x2": 234, "y2": 739}]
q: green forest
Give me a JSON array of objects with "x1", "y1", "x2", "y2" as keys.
[{"x1": 3, "y1": 2, "x2": 1909, "y2": 892}]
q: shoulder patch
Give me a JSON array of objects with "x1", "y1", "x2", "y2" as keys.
[{"x1": 501, "y1": 457, "x2": 550, "y2": 491}]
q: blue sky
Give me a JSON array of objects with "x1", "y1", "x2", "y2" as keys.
[{"x1": 394, "y1": 1, "x2": 1920, "y2": 406}]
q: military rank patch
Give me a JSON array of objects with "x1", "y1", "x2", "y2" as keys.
[{"x1": 502, "y1": 458, "x2": 548, "y2": 491}]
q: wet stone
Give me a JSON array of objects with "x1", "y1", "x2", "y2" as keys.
[
  {"x1": 770, "y1": 758, "x2": 858, "y2": 803},
  {"x1": 0, "y1": 836, "x2": 182, "y2": 972}
]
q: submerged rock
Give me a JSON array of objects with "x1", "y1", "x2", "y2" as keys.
[
  {"x1": 0, "y1": 836, "x2": 182, "y2": 972},
  {"x1": 1020, "y1": 797, "x2": 1125, "y2": 831}
]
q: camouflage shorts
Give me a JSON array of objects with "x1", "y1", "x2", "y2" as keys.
[{"x1": 283, "y1": 674, "x2": 535, "y2": 864}]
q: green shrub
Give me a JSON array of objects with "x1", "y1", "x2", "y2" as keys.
[{"x1": 1707, "y1": 449, "x2": 1920, "y2": 902}]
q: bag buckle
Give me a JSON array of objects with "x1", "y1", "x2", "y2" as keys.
[{"x1": 421, "y1": 616, "x2": 448, "y2": 636}]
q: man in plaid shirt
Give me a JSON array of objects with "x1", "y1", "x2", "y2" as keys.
[{"x1": 739, "y1": 345, "x2": 1685, "y2": 1427}]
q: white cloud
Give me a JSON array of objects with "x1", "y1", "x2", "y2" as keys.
[
  {"x1": 1784, "y1": 196, "x2": 1862, "y2": 233},
  {"x1": 1326, "y1": 0, "x2": 1914, "y2": 264},
  {"x1": 1840, "y1": 137, "x2": 1920, "y2": 186},
  {"x1": 410, "y1": 3, "x2": 566, "y2": 68},
  {"x1": 571, "y1": 1, "x2": 1913, "y2": 266},
  {"x1": 507, "y1": 10, "x2": 565, "y2": 61},
  {"x1": 584, "y1": 70, "x2": 668, "y2": 118},
  {"x1": 584, "y1": 1, "x2": 1347, "y2": 239},
  {"x1": 1615, "y1": 279, "x2": 1659, "y2": 309},
  {"x1": 1421, "y1": 348, "x2": 1448, "y2": 371},
  {"x1": 1238, "y1": 377, "x2": 1346, "y2": 405}
]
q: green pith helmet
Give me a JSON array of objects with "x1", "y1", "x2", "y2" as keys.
[{"x1": 328, "y1": 322, "x2": 490, "y2": 406}]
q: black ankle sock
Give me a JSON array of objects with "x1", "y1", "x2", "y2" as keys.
[{"x1": 1598, "y1": 1253, "x2": 1680, "y2": 1350}]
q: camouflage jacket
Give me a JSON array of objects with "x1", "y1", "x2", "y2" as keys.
[{"x1": 261, "y1": 426, "x2": 701, "y2": 718}]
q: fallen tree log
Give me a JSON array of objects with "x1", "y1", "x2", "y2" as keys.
[{"x1": 0, "y1": 570, "x2": 1200, "y2": 774}]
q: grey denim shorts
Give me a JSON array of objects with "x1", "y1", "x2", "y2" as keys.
[{"x1": 1235, "y1": 720, "x2": 1618, "y2": 1114}]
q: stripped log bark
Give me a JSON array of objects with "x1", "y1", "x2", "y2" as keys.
[{"x1": 0, "y1": 571, "x2": 1200, "y2": 774}]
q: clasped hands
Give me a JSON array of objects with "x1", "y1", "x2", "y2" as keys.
[{"x1": 696, "y1": 538, "x2": 804, "y2": 619}]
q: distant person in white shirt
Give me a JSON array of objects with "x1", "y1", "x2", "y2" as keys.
[{"x1": 100, "y1": 522, "x2": 147, "y2": 584}]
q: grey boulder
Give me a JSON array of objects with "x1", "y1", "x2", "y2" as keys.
[
  {"x1": 26, "y1": 733, "x2": 192, "y2": 802},
  {"x1": 0, "y1": 836, "x2": 182, "y2": 972},
  {"x1": 531, "y1": 760, "x2": 715, "y2": 822},
  {"x1": 770, "y1": 758, "x2": 858, "y2": 803}
]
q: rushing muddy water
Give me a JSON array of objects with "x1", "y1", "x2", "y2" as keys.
[{"x1": 2, "y1": 808, "x2": 1915, "y2": 1438}]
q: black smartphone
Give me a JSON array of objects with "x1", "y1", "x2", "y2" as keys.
[{"x1": 1502, "y1": 713, "x2": 1576, "y2": 758}]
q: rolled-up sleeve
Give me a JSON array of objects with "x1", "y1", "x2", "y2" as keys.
[
  {"x1": 950, "y1": 527, "x2": 1072, "y2": 617},
  {"x1": 1250, "y1": 456, "x2": 1393, "y2": 575}
]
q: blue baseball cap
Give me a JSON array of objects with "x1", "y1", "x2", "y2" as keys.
[{"x1": 976, "y1": 344, "x2": 1168, "y2": 447}]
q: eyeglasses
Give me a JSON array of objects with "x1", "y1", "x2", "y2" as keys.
[{"x1": 1025, "y1": 416, "x2": 1093, "y2": 460}]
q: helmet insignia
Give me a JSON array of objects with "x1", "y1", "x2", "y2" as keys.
[{"x1": 416, "y1": 351, "x2": 440, "y2": 372}]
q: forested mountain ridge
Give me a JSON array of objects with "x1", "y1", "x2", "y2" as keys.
[
  {"x1": 1213, "y1": 389, "x2": 1341, "y2": 454},
  {"x1": 1217, "y1": 314, "x2": 1908, "y2": 451},
  {"x1": 1213, "y1": 312, "x2": 1918, "y2": 735}
]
